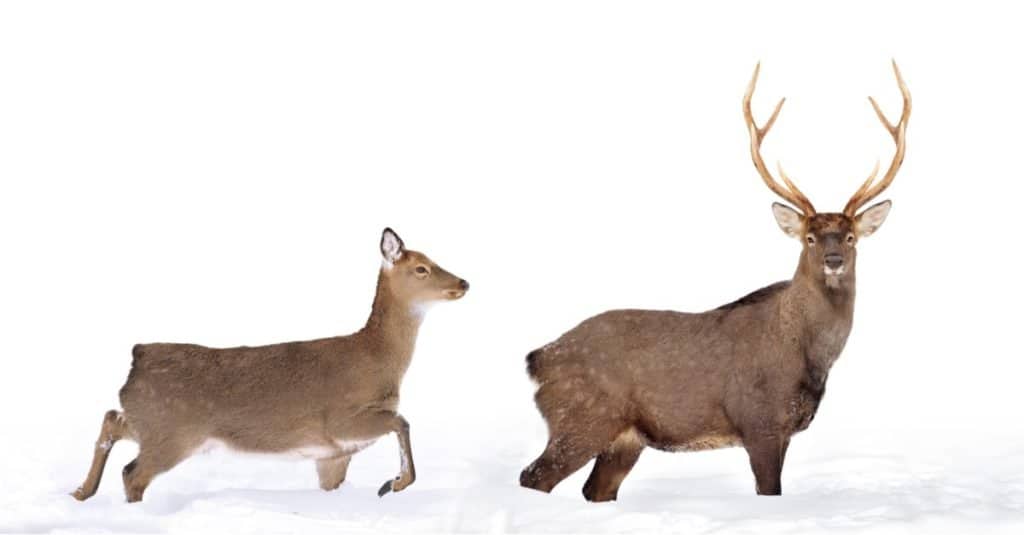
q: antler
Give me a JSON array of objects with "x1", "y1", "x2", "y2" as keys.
[
  {"x1": 743, "y1": 63, "x2": 816, "y2": 216},
  {"x1": 844, "y1": 60, "x2": 911, "y2": 216}
]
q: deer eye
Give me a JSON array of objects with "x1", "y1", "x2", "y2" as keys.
[
  {"x1": 414, "y1": 265, "x2": 430, "y2": 276},
  {"x1": 846, "y1": 233, "x2": 855, "y2": 244},
  {"x1": 805, "y1": 235, "x2": 816, "y2": 246}
]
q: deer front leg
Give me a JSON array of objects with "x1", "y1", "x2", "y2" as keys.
[
  {"x1": 339, "y1": 408, "x2": 415, "y2": 497},
  {"x1": 376, "y1": 412, "x2": 414, "y2": 497},
  {"x1": 744, "y1": 434, "x2": 789, "y2": 496}
]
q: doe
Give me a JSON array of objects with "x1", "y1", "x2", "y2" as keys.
[{"x1": 72, "y1": 228, "x2": 468, "y2": 502}]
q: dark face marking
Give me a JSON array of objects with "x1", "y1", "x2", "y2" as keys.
[{"x1": 803, "y1": 213, "x2": 857, "y2": 278}]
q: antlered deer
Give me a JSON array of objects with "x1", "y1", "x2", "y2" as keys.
[
  {"x1": 520, "y1": 62, "x2": 910, "y2": 501},
  {"x1": 72, "y1": 228, "x2": 468, "y2": 502}
]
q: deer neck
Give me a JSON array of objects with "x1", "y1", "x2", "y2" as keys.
[
  {"x1": 787, "y1": 251, "x2": 856, "y2": 381},
  {"x1": 361, "y1": 269, "x2": 424, "y2": 364}
]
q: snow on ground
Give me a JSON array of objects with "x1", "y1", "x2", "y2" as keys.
[
  {"x1": 3, "y1": 414, "x2": 1023, "y2": 534},
  {"x1": 3, "y1": 2, "x2": 1024, "y2": 533}
]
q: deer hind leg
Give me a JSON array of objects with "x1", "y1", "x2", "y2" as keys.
[
  {"x1": 71, "y1": 410, "x2": 131, "y2": 501},
  {"x1": 122, "y1": 438, "x2": 193, "y2": 503},
  {"x1": 316, "y1": 455, "x2": 352, "y2": 491},
  {"x1": 582, "y1": 428, "x2": 645, "y2": 502},
  {"x1": 520, "y1": 381, "x2": 627, "y2": 493}
]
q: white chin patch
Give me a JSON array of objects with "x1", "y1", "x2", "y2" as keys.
[
  {"x1": 824, "y1": 265, "x2": 846, "y2": 277},
  {"x1": 412, "y1": 300, "x2": 439, "y2": 318}
]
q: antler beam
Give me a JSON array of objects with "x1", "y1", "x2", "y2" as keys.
[
  {"x1": 844, "y1": 60, "x2": 911, "y2": 216},
  {"x1": 743, "y1": 63, "x2": 816, "y2": 216}
]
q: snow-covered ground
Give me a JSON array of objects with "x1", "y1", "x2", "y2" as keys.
[
  {"x1": 4, "y1": 1, "x2": 1024, "y2": 533},
  {"x1": 4, "y1": 414, "x2": 1023, "y2": 534}
]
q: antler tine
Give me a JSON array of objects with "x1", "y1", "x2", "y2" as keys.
[
  {"x1": 776, "y1": 163, "x2": 813, "y2": 208},
  {"x1": 844, "y1": 60, "x2": 911, "y2": 216},
  {"x1": 847, "y1": 160, "x2": 881, "y2": 210},
  {"x1": 743, "y1": 63, "x2": 816, "y2": 216}
]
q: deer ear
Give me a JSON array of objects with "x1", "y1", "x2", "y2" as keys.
[
  {"x1": 771, "y1": 203, "x2": 804, "y2": 238},
  {"x1": 855, "y1": 200, "x2": 892, "y2": 238},
  {"x1": 380, "y1": 228, "x2": 405, "y2": 264}
]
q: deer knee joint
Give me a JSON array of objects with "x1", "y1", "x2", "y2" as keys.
[
  {"x1": 122, "y1": 459, "x2": 137, "y2": 479},
  {"x1": 393, "y1": 415, "x2": 410, "y2": 434}
]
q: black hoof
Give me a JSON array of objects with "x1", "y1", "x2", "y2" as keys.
[{"x1": 377, "y1": 479, "x2": 394, "y2": 497}]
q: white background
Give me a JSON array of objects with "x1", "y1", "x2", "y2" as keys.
[{"x1": 1, "y1": 1, "x2": 1022, "y2": 533}]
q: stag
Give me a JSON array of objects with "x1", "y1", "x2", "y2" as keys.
[{"x1": 520, "y1": 62, "x2": 910, "y2": 500}]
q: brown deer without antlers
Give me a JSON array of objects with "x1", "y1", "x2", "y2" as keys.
[
  {"x1": 72, "y1": 228, "x2": 468, "y2": 502},
  {"x1": 520, "y1": 62, "x2": 910, "y2": 500}
]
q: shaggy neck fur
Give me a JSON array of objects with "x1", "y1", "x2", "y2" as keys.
[{"x1": 785, "y1": 249, "x2": 856, "y2": 382}]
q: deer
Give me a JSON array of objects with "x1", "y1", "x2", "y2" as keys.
[
  {"x1": 71, "y1": 228, "x2": 469, "y2": 502},
  {"x1": 520, "y1": 62, "x2": 910, "y2": 501}
]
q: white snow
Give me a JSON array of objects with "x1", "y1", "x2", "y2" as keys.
[
  {"x1": 2, "y1": 416, "x2": 1023, "y2": 534},
  {"x1": 3, "y1": 1, "x2": 1024, "y2": 533}
]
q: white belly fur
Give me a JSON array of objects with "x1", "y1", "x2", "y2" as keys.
[{"x1": 192, "y1": 437, "x2": 378, "y2": 460}]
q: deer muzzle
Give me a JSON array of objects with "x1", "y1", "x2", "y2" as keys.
[{"x1": 823, "y1": 253, "x2": 846, "y2": 276}]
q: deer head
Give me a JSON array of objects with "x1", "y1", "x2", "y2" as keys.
[
  {"x1": 743, "y1": 61, "x2": 910, "y2": 287},
  {"x1": 379, "y1": 228, "x2": 469, "y2": 307}
]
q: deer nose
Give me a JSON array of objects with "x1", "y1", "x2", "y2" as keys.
[
  {"x1": 458, "y1": 279, "x2": 470, "y2": 291},
  {"x1": 824, "y1": 253, "x2": 844, "y2": 270}
]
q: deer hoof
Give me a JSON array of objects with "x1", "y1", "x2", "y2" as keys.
[
  {"x1": 377, "y1": 479, "x2": 394, "y2": 497},
  {"x1": 377, "y1": 473, "x2": 414, "y2": 497}
]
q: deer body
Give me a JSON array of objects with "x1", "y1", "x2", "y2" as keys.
[
  {"x1": 521, "y1": 63, "x2": 909, "y2": 501},
  {"x1": 523, "y1": 251, "x2": 854, "y2": 499},
  {"x1": 73, "y1": 228, "x2": 468, "y2": 502}
]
